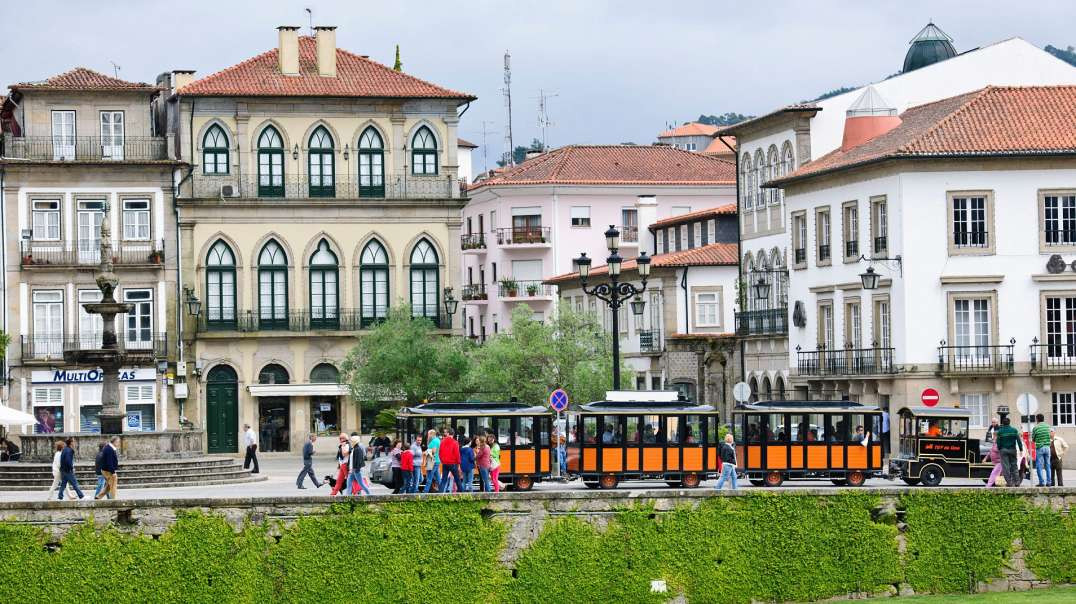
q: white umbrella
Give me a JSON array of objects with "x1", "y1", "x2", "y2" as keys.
[{"x1": 0, "y1": 404, "x2": 37, "y2": 427}]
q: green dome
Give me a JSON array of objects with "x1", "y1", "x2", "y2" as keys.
[{"x1": 903, "y1": 22, "x2": 957, "y2": 73}]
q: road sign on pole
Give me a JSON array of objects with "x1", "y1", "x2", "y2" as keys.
[
  {"x1": 733, "y1": 382, "x2": 751, "y2": 403},
  {"x1": 549, "y1": 388, "x2": 568, "y2": 412},
  {"x1": 921, "y1": 387, "x2": 940, "y2": 407},
  {"x1": 1016, "y1": 393, "x2": 1038, "y2": 416}
]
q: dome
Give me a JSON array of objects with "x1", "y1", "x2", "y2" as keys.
[{"x1": 903, "y1": 22, "x2": 957, "y2": 73}]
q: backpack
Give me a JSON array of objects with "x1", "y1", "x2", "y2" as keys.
[{"x1": 351, "y1": 445, "x2": 365, "y2": 470}]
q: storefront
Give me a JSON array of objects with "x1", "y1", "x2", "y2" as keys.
[
  {"x1": 246, "y1": 380, "x2": 350, "y2": 452},
  {"x1": 30, "y1": 368, "x2": 159, "y2": 434}
]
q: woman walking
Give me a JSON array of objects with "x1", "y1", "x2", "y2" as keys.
[
  {"x1": 46, "y1": 441, "x2": 76, "y2": 500},
  {"x1": 475, "y1": 435, "x2": 492, "y2": 492},
  {"x1": 488, "y1": 432, "x2": 503, "y2": 492},
  {"x1": 389, "y1": 440, "x2": 404, "y2": 494},
  {"x1": 329, "y1": 433, "x2": 350, "y2": 496},
  {"x1": 986, "y1": 439, "x2": 1004, "y2": 487}
]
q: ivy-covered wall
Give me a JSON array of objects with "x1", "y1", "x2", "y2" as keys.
[{"x1": 0, "y1": 493, "x2": 1071, "y2": 603}]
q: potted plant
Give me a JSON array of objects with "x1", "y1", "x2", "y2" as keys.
[
  {"x1": 500, "y1": 278, "x2": 518, "y2": 297},
  {"x1": 149, "y1": 249, "x2": 164, "y2": 264},
  {"x1": 527, "y1": 283, "x2": 539, "y2": 296}
]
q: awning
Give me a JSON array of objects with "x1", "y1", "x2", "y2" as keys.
[
  {"x1": 247, "y1": 383, "x2": 350, "y2": 397},
  {"x1": 0, "y1": 404, "x2": 37, "y2": 426}
]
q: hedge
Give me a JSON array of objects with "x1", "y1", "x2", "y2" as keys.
[{"x1": 0, "y1": 493, "x2": 1070, "y2": 603}]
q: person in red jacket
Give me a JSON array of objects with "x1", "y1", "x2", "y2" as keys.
[
  {"x1": 400, "y1": 441, "x2": 415, "y2": 495},
  {"x1": 437, "y1": 426, "x2": 462, "y2": 493}
]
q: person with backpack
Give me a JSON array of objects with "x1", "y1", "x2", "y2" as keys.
[{"x1": 347, "y1": 434, "x2": 370, "y2": 496}]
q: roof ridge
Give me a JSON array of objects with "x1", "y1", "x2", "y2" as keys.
[
  {"x1": 181, "y1": 46, "x2": 279, "y2": 93},
  {"x1": 896, "y1": 87, "x2": 994, "y2": 154},
  {"x1": 331, "y1": 42, "x2": 472, "y2": 98}
]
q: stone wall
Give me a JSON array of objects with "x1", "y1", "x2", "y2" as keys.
[{"x1": 14, "y1": 430, "x2": 204, "y2": 462}]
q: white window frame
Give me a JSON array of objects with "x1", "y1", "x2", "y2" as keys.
[
  {"x1": 32, "y1": 200, "x2": 61, "y2": 241},
  {"x1": 124, "y1": 289, "x2": 153, "y2": 348},
  {"x1": 570, "y1": 206, "x2": 591, "y2": 228},
  {"x1": 960, "y1": 393, "x2": 989, "y2": 429},
  {"x1": 1052, "y1": 392, "x2": 1075, "y2": 427},
  {"x1": 122, "y1": 199, "x2": 151, "y2": 241},
  {"x1": 694, "y1": 291, "x2": 721, "y2": 328}
]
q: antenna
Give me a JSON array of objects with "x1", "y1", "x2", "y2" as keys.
[
  {"x1": 501, "y1": 50, "x2": 514, "y2": 167},
  {"x1": 535, "y1": 88, "x2": 558, "y2": 150},
  {"x1": 305, "y1": 8, "x2": 313, "y2": 34},
  {"x1": 109, "y1": 61, "x2": 121, "y2": 78},
  {"x1": 479, "y1": 121, "x2": 498, "y2": 172}
]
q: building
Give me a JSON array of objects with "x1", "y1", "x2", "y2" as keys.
[
  {"x1": 458, "y1": 137, "x2": 476, "y2": 184},
  {"x1": 722, "y1": 23, "x2": 1076, "y2": 402},
  {"x1": 461, "y1": 144, "x2": 736, "y2": 341},
  {"x1": 772, "y1": 84, "x2": 1076, "y2": 455},
  {"x1": 166, "y1": 26, "x2": 473, "y2": 453},
  {"x1": 657, "y1": 122, "x2": 719, "y2": 152},
  {"x1": 1, "y1": 68, "x2": 179, "y2": 435},
  {"x1": 548, "y1": 200, "x2": 740, "y2": 415}
]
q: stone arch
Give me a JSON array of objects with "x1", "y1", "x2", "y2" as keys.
[
  {"x1": 203, "y1": 359, "x2": 243, "y2": 384},
  {"x1": 251, "y1": 233, "x2": 296, "y2": 269},
  {"x1": 249, "y1": 118, "x2": 292, "y2": 153},
  {"x1": 350, "y1": 119, "x2": 391, "y2": 154},
  {"x1": 352, "y1": 231, "x2": 397, "y2": 269},
  {"x1": 195, "y1": 118, "x2": 237, "y2": 152},
  {"x1": 256, "y1": 360, "x2": 294, "y2": 384},
  {"x1": 196, "y1": 232, "x2": 245, "y2": 270},
  {"x1": 406, "y1": 119, "x2": 442, "y2": 150},
  {"x1": 299, "y1": 120, "x2": 343, "y2": 152},
  {"x1": 402, "y1": 232, "x2": 446, "y2": 269},
  {"x1": 300, "y1": 232, "x2": 346, "y2": 269}
]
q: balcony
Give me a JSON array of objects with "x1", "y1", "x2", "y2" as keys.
[
  {"x1": 845, "y1": 240, "x2": 859, "y2": 258},
  {"x1": 638, "y1": 329, "x2": 662, "y2": 354},
  {"x1": 621, "y1": 225, "x2": 639, "y2": 244},
  {"x1": 461, "y1": 234, "x2": 486, "y2": 253},
  {"x1": 1045, "y1": 230, "x2": 1076, "y2": 247},
  {"x1": 937, "y1": 341, "x2": 1014, "y2": 374},
  {"x1": 461, "y1": 284, "x2": 488, "y2": 303},
  {"x1": 794, "y1": 248, "x2": 806, "y2": 264},
  {"x1": 952, "y1": 230, "x2": 989, "y2": 249},
  {"x1": 735, "y1": 308, "x2": 788, "y2": 337},
  {"x1": 1030, "y1": 342, "x2": 1076, "y2": 373},
  {"x1": 495, "y1": 227, "x2": 551, "y2": 247},
  {"x1": 1, "y1": 134, "x2": 168, "y2": 161},
  {"x1": 797, "y1": 345, "x2": 895, "y2": 376},
  {"x1": 21, "y1": 333, "x2": 168, "y2": 363},
  {"x1": 498, "y1": 280, "x2": 555, "y2": 301},
  {"x1": 818, "y1": 244, "x2": 831, "y2": 261},
  {"x1": 197, "y1": 309, "x2": 452, "y2": 333},
  {"x1": 20, "y1": 240, "x2": 165, "y2": 269},
  {"x1": 185, "y1": 174, "x2": 463, "y2": 201},
  {"x1": 874, "y1": 236, "x2": 888, "y2": 253}
]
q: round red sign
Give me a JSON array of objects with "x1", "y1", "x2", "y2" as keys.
[{"x1": 921, "y1": 387, "x2": 940, "y2": 407}]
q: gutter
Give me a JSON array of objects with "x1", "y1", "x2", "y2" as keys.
[
  {"x1": 725, "y1": 136, "x2": 746, "y2": 386},
  {"x1": 0, "y1": 166, "x2": 6, "y2": 390}
]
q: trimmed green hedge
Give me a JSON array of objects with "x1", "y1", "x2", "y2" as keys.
[{"x1": 0, "y1": 493, "x2": 1070, "y2": 603}]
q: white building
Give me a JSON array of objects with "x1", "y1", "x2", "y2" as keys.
[{"x1": 772, "y1": 84, "x2": 1076, "y2": 457}]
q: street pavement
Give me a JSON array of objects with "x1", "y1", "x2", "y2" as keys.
[{"x1": 1, "y1": 452, "x2": 1071, "y2": 502}]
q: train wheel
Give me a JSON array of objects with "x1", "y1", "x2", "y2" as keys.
[
  {"x1": 763, "y1": 471, "x2": 784, "y2": 488},
  {"x1": 920, "y1": 465, "x2": 944, "y2": 487},
  {"x1": 901, "y1": 477, "x2": 921, "y2": 486},
  {"x1": 845, "y1": 471, "x2": 866, "y2": 487},
  {"x1": 681, "y1": 473, "x2": 702, "y2": 489},
  {"x1": 514, "y1": 476, "x2": 534, "y2": 491},
  {"x1": 583, "y1": 481, "x2": 600, "y2": 489},
  {"x1": 749, "y1": 478, "x2": 765, "y2": 487},
  {"x1": 599, "y1": 474, "x2": 619, "y2": 489}
]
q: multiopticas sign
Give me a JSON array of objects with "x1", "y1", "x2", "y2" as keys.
[{"x1": 31, "y1": 368, "x2": 155, "y2": 384}]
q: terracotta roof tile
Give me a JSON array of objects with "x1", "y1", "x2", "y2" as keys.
[
  {"x1": 703, "y1": 136, "x2": 736, "y2": 154},
  {"x1": 180, "y1": 36, "x2": 474, "y2": 100},
  {"x1": 649, "y1": 204, "x2": 737, "y2": 231},
  {"x1": 546, "y1": 242, "x2": 738, "y2": 284},
  {"x1": 471, "y1": 145, "x2": 736, "y2": 189},
  {"x1": 658, "y1": 122, "x2": 720, "y2": 138},
  {"x1": 457, "y1": 137, "x2": 478, "y2": 148},
  {"x1": 13, "y1": 67, "x2": 156, "y2": 91},
  {"x1": 776, "y1": 86, "x2": 1076, "y2": 185}
]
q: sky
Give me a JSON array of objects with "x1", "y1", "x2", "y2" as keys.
[{"x1": 3, "y1": 0, "x2": 1076, "y2": 174}]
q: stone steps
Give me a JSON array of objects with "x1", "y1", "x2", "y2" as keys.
[{"x1": 0, "y1": 456, "x2": 263, "y2": 491}]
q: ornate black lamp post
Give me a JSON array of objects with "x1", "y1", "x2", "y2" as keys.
[{"x1": 574, "y1": 225, "x2": 651, "y2": 390}]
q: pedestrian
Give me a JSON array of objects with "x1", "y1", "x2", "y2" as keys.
[
  {"x1": 409, "y1": 436, "x2": 423, "y2": 493},
  {"x1": 243, "y1": 423, "x2": 260, "y2": 474},
  {"x1": 56, "y1": 438, "x2": 85, "y2": 500},
  {"x1": 422, "y1": 429, "x2": 441, "y2": 494},
  {"x1": 2, "y1": 438, "x2": 21, "y2": 462},
  {"x1": 984, "y1": 417, "x2": 1000, "y2": 443},
  {"x1": 346, "y1": 434, "x2": 370, "y2": 496},
  {"x1": 714, "y1": 433, "x2": 738, "y2": 491},
  {"x1": 459, "y1": 436, "x2": 476, "y2": 493},
  {"x1": 1032, "y1": 414, "x2": 1053, "y2": 486},
  {"x1": 1051, "y1": 429, "x2": 1068, "y2": 487},
  {"x1": 329, "y1": 433, "x2": 350, "y2": 496},
  {"x1": 475, "y1": 435, "x2": 492, "y2": 492},
  {"x1": 400, "y1": 440, "x2": 414, "y2": 494},
  {"x1": 46, "y1": 441, "x2": 72, "y2": 500},
  {"x1": 93, "y1": 442, "x2": 107, "y2": 498},
  {"x1": 881, "y1": 407, "x2": 891, "y2": 457},
  {"x1": 389, "y1": 440, "x2": 404, "y2": 494},
  {"x1": 995, "y1": 416, "x2": 1023, "y2": 488},
  {"x1": 487, "y1": 430, "x2": 503, "y2": 492},
  {"x1": 95, "y1": 436, "x2": 119, "y2": 500},
  {"x1": 555, "y1": 427, "x2": 567, "y2": 475},
  {"x1": 296, "y1": 434, "x2": 322, "y2": 490},
  {"x1": 985, "y1": 438, "x2": 1004, "y2": 487},
  {"x1": 438, "y1": 427, "x2": 462, "y2": 493}
]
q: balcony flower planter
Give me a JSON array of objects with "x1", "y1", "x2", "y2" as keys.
[
  {"x1": 527, "y1": 285, "x2": 539, "y2": 296},
  {"x1": 500, "y1": 278, "x2": 518, "y2": 297},
  {"x1": 22, "y1": 254, "x2": 33, "y2": 265},
  {"x1": 148, "y1": 251, "x2": 164, "y2": 264}
]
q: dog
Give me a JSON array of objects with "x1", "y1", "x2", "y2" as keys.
[{"x1": 324, "y1": 475, "x2": 339, "y2": 490}]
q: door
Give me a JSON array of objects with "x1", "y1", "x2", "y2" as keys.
[
  {"x1": 124, "y1": 290, "x2": 153, "y2": 350},
  {"x1": 100, "y1": 111, "x2": 124, "y2": 160},
  {"x1": 51, "y1": 110, "x2": 75, "y2": 160},
  {"x1": 78, "y1": 290, "x2": 103, "y2": 350},
  {"x1": 258, "y1": 399, "x2": 290, "y2": 452},
  {"x1": 77, "y1": 205, "x2": 104, "y2": 264},
  {"x1": 206, "y1": 366, "x2": 239, "y2": 453}
]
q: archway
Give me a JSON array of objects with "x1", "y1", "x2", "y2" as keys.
[
  {"x1": 206, "y1": 365, "x2": 239, "y2": 453},
  {"x1": 257, "y1": 364, "x2": 291, "y2": 452}
]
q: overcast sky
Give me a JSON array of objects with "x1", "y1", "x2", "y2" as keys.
[{"x1": 3, "y1": 1, "x2": 1076, "y2": 173}]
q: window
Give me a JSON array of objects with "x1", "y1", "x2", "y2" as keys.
[
  {"x1": 953, "y1": 297, "x2": 992, "y2": 358},
  {"x1": 309, "y1": 240, "x2": 339, "y2": 327},
  {"x1": 843, "y1": 202, "x2": 859, "y2": 259},
  {"x1": 32, "y1": 387, "x2": 64, "y2": 433},
  {"x1": 258, "y1": 240, "x2": 288, "y2": 329},
  {"x1": 680, "y1": 225, "x2": 689, "y2": 250},
  {"x1": 100, "y1": 111, "x2": 124, "y2": 160},
  {"x1": 491, "y1": 261, "x2": 497, "y2": 282},
  {"x1": 511, "y1": 206, "x2": 542, "y2": 241},
  {"x1": 960, "y1": 393, "x2": 989, "y2": 429},
  {"x1": 766, "y1": 145, "x2": 780, "y2": 205},
  {"x1": 257, "y1": 126, "x2": 285, "y2": 197},
  {"x1": 360, "y1": 240, "x2": 389, "y2": 327},
  {"x1": 1042, "y1": 191, "x2": 1076, "y2": 249},
  {"x1": 693, "y1": 222, "x2": 702, "y2": 249},
  {"x1": 410, "y1": 239, "x2": 439, "y2": 323},
  {"x1": 694, "y1": 290, "x2": 721, "y2": 328},
  {"x1": 1043, "y1": 295, "x2": 1076, "y2": 361},
  {"x1": 32, "y1": 290, "x2": 63, "y2": 357},
  {"x1": 32, "y1": 200, "x2": 61, "y2": 241},
  {"x1": 949, "y1": 192, "x2": 993, "y2": 254},
  {"x1": 818, "y1": 302, "x2": 834, "y2": 349},
  {"x1": 871, "y1": 197, "x2": 888, "y2": 254},
  {"x1": 78, "y1": 290, "x2": 103, "y2": 349},
  {"x1": 308, "y1": 126, "x2": 335, "y2": 197},
  {"x1": 202, "y1": 125, "x2": 229, "y2": 174},
  {"x1": 76, "y1": 200, "x2": 105, "y2": 263},
  {"x1": 791, "y1": 211, "x2": 807, "y2": 267},
  {"x1": 706, "y1": 219, "x2": 715, "y2": 245},
  {"x1": 124, "y1": 289, "x2": 153, "y2": 348},
  {"x1": 51, "y1": 110, "x2": 75, "y2": 160},
  {"x1": 816, "y1": 208, "x2": 831, "y2": 263},
  {"x1": 873, "y1": 297, "x2": 891, "y2": 349},
  {"x1": 1053, "y1": 392, "x2": 1075, "y2": 427},
  {"x1": 358, "y1": 127, "x2": 385, "y2": 197},
  {"x1": 411, "y1": 126, "x2": 438, "y2": 175},
  {"x1": 206, "y1": 240, "x2": 237, "y2": 328},
  {"x1": 570, "y1": 206, "x2": 591, "y2": 227},
  {"x1": 622, "y1": 208, "x2": 638, "y2": 242},
  {"x1": 122, "y1": 199, "x2": 150, "y2": 240},
  {"x1": 753, "y1": 150, "x2": 765, "y2": 210},
  {"x1": 125, "y1": 385, "x2": 156, "y2": 432},
  {"x1": 740, "y1": 155, "x2": 752, "y2": 210},
  {"x1": 845, "y1": 300, "x2": 861, "y2": 348}
]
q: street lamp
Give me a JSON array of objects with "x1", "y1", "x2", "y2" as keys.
[
  {"x1": 752, "y1": 276, "x2": 771, "y2": 301},
  {"x1": 859, "y1": 266, "x2": 881, "y2": 290},
  {"x1": 575, "y1": 225, "x2": 651, "y2": 390},
  {"x1": 183, "y1": 287, "x2": 201, "y2": 317},
  {"x1": 443, "y1": 287, "x2": 459, "y2": 325},
  {"x1": 855, "y1": 254, "x2": 902, "y2": 290}
]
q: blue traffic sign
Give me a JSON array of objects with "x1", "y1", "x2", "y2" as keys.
[{"x1": 549, "y1": 388, "x2": 568, "y2": 412}]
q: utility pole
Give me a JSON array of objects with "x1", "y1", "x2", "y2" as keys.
[
  {"x1": 501, "y1": 51, "x2": 514, "y2": 167},
  {"x1": 535, "y1": 88, "x2": 558, "y2": 150},
  {"x1": 479, "y1": 121, "x2": 498, "y2": 173}
]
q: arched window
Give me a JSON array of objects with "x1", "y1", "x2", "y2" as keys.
[
  {"x1": 753, "y1": 149, "x2": 766, "y2": 211},
  {"x1": 411, "y1": 126, "x2": 438, "y2": 175},
  {"x1": 258, "y1": 363, "x2": 290, "y2": 384},
  {"x1": 258, "y1": 240, "x2": 288, "y2": 329},
  {"x1": 409, "y1": 239, "x2": 439, "y2": 324},
  {"x1": 360, "y1": 239, "x2": 389, "y2": 327},
  {"x1": 308, "y1": 127, "x2": 334, "y2": 197},
  {"x1": 740, "y1": 154, "x2": 752, "y2": 210},
  {"x1": 358, "y1": 127, "x2": 385, "y2": 197},
  {"x1": 310, "y1": 363, "x2": 339, "y2": 383},
  {"x1": 205, "y1": 240, "x2": 236, "y2": 329},
  {"x1": 767, "y1": 145, "x2": 780, "y2": 205},
  {"x1": 772, "y1": 249, "x2": 787, "y2": 308},
  {"x1": 309, "y1": 239, "x2": 338, "y2": 328},
  {"x1": 781, "y1": 141, "x2": 794, "y2": 204},
  {"x1": 257, "y1": 126, "x2": 285, "y2": 197},
  {"x1": 203, "y1": 125, "x2": 229, "y2": 175}
]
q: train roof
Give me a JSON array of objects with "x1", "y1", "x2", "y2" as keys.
[
  {"x1": 897, "y1": 406, "x2": 970, "y2": 419},
  {"x1": 734, "y1": 400, "x2": 881, "y2": 413},
  {"x1": 574, "y1": 400, "x2": 718, "y2": 414},
  {"x1": 397, "y1": 401, "x2": 549, "y2": 417}
]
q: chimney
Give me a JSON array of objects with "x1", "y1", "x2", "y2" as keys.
[
  {"x1": 277, "y1": 26, "x2": 301, "y2": 75},
  {"x1": 314, "y1": 26, "x2": 337, "y2": 77},
  {"x1": 841, "y1": 86, "x2": 901, "y2": 151},
  {"x1": 635, "y1": 195, "x2": 658, "y2": 257},
  {"x1": 170, "y1": 70, "x2": 196, "y2": 95}
]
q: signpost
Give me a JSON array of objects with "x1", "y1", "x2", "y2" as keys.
[
  {"x1": 733, "y1": 382, "x2": 751, "y2": 404},
  {"x1": 921, "y1": 387, "x2": 940, "y2": 407},
  {"x1": 549, "y1": 389, "x2": 568, "y2": 477}
]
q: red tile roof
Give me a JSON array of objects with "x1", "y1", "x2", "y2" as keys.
[
  {"x1": 12, "y1": 67, "x2": 156, "y2": 91},
  {"x1": 458, "y1": 137, "x2": 478, "y2": 148},
  {"x1": 471, "y1": 145, "x2": 736, "y2": 189},
  {"x1": 649, "y1": 204, "x2": 737, "y2": 231},
  {"x1": 703, "y1": 136, "x2": 737, "y2": 154},
  {"x1": 179, "y1": 36, "x2": 474, "y2": 100},
  {"x1": 776, "y1": 86, "x2": 1076, "y2": 185},
  {"x1": 658, "y1": 122, "x2": 720, "y2": 138},
  {"x1": 546, "y1": 242, "x2": 738, "y2": 284}
]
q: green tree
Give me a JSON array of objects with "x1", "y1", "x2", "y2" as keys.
[
  {"x1": 695, "y1": 112, "x2": 752, "y2": 126},
  {"x1": 1045, "y1": 44, "x2": 1076, "y2": 67},
  {"x1": 497, "y1": 138, "x2": 546, "y2": 167},
  {"x1": 340, "y1": 305, "x2": 471, "y2": 407},
  {"x1": 0, "y1": 331, "x2": 8, "y2": 360}
]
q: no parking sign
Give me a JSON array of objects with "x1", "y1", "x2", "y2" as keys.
[{"x1": 549, "y1": 388, "x2": 568, "y2": 412}]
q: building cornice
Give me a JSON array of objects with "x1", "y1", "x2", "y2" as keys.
[{"x1": 939, "y1": 275, "x2": 1005, "y2": 285}]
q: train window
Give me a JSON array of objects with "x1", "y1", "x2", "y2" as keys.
[
  {"x1": 626, "y1": 416, "x2": 641, "y2": 444},
  {"x1": 665, "y1": 416, "x2": 679, "y2": 444},
  {"x1": 538, "y1": 416, "x2": 550, "y2": 446},
  {"x1": 790, "y1": 414, "x2": 807, "y2": 441},
  {"x1": 516, "y1": 416, "x2": 534, "y2": 446},
  {"x1": 455, "y1": 419, "x2": 469, "y2": 442},
  {"x1": 583, "y1": 416, "x2": 598, "y2": 443},
  {"x1": 599, "y1": 416, "x2": 620, "y2": 444},
  {"x1": 805, "y1": 414, "x2": 824, "y2": 442},
  {"x1": 683, "y1": 415, "x2": 702, "y2": 445},
  {"x1": 869, "y1": 415, "x2": 882, "y2": 442},
  {"x1": 831, "y1": 415, "x2": 849, "y2": 442},
  {"x1": 497, "y1": 419, "x2": 510, "y2": 446},
  {"x1": 707, "y1": 415, "x2": 717, "y2": 444},
  {"x1": 476, "y1": 416, "x2": 491, "y2": 437},
  {"x1": 849, "y1": 414, "x2": 867, "y2": 443},
  {"x1": 642, "y1": 415, "x2": 660, "y2": 443},
  {"x1": 918, "y1": 418, "x2": 967, "y2": 438},
  {"x1": 745, "y1": 414, "x2": 763, "y2": 443},
  {"x1": 765, "y1": 413, "x2": 786, "y2": 443}
]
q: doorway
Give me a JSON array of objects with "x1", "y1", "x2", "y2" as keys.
[
  {"x1": 206, "y1": 365, "x2": 239, "y2": 453},
  {"x1": 258, "y1": 364, "x2": 290, "y2": 451}
]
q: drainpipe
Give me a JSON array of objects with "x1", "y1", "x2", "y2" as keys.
[
  {"x1": 719, "y1": 136, "x2": 746, "y2": 386},
  {"x1": 680, "y1": 267, "x2": 689, "y2": 334},
  {"x1": 0, "y1": 166, "x2": 7, "y2": 394}
]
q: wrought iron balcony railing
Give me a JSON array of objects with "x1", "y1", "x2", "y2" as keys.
[
  {"x1": 198, "y1": 309, "x2": 451, "y2": 332},
  {"x1": 461, "y1": 233, "x2": 486, "y2": 250},
  {"x1": 796, "y1": 344, "x2": 895, "y2": 376},
  {"x1": 19, "y1": 240, "x2": 165, "y2": 268},
  {"x1": 818, "y1": 244, "x2": 831, "y2": 261},
  {"x1": 874, "y1": 236, "x2": 888, "y2": 253},
  {"x1": 638, "y1": 329, "x2": 661, "y2": 353},
  {"x1": 953, "y1": 230, "x2": 989, "y2": 248},
  {"x1": 621, "y1": 225, "x2": 639, "y2": 243},
  {"x1": 937, "y1": 340, "x2": 1014, "y2": 374},
  {"x1": 498, "y1": 280, "x2": 554, "y2": 298},
  {"x1": 845, "y1": 240, "x2": 859, "y2": 258},
  {"x1": 735, "y1": 308, "x2": 788, "y2": 337},
  {"x1": 186, "y1": 174, "x2": 462, "y2": 200},
  {"x1": 21, "y1": 333, "x2": 168, "y2": 361},
  {"x1": 495, "y1": 227, "x2": 551, "y2": 245},
  {"x1": 1030, "y1": 341, "x2": 1076, "y2": 372},
  {"x1": 461, "y1": 284, "x2": 488, "y2": 301},
  {"x1": 1044, "y1": 230, "x2": 1076, "y2": 246},
  {"x1": 794, "y1": 248, "x2": 806, "y2": 264},
  {"x1": 1, "y1": 134, "x2": 168, "y2": 161}
]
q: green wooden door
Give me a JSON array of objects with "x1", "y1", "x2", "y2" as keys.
[{"x1": 206, "y1": 366, "x2": 239, "y2": 453}]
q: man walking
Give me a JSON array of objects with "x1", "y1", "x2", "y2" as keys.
[
  {"x1": 243, "y1": 423, "x2": 260, "y2": 474},
  {"x1": 92, "y1": 442, "x2": 107, "y2": 498},
  {"x1": 1032, "y1": 414, "x2": 1053, "y2": 486},
  {"x1": 57, "y1": 438, "x2": 85, "y2": 500},
  {"x1": 346, "y1": 434, "x2": 370, "y2": 495},
  {"x1": 438, "y1": 427, "x2": 462, "y2": 493},
  {"x1": 714, "y1": 433, "x2": 738, "y2": 491},
  {"x1": 296, "y1": 434, "x2": 321, "y2": 490},
  {"x1": 1050, "y1": 429, "x2": 1068, "y2": 487},
  {"x1": 995, "y1": 417, "x2": 1022, "y2": 487},
  {"x1": 95, "y1": 436, "x2": 119, "y2": 500}
]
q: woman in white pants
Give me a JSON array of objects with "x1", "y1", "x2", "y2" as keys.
[{"x1": 46, "y1": 441, "x2": 77, "y2": 500}]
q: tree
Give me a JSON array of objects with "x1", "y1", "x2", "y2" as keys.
[
  {"x1": 496, "y1": 138, "x2": 546, "y2": 167},
  {"x1": 1045, "y1": 44, "x2": 1076, "y2": 67},
  {"x1": 803, "y1": 85, "x2": 858, "y2": 103},
  {"x1": 340, "y1": 305, "x2": 471, "y2": 407},
  {"x1": 465, "y1": 304, "x2": 626, "y2": 406},
  {"x1": 695, "y1": 112, "x2": 752, "y2": 126}
]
